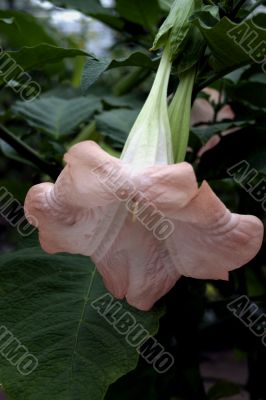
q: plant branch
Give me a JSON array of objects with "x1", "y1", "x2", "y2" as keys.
[{"x1": 0, "y1": 124, "x2": 60, "y2": 180}]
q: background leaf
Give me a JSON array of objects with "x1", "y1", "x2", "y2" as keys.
[
  {"x1": 12, "y1": 96, "x2": 102, "y2": 138},
  {"x1": 0, "y1": 45, "x2": 88, "y2": 85},
  {"x1": 81, "y1": 52, "x2": 156, "y2": 93},
  {"x1": 191, "y1": 120, "x2": 253, "y2": 144},
  {"x1": 0, "y1": 247, "x2": 161, "y2": 400},
  {"x1": 0, "y1": 10, "x2": 56, "y2": 47},
  {"x1": 96, "y1": 109, "x2": 139, "y2": 144},
  {"x1": 116, "y1": 0, "x2": 161, "y2": 30},
  {"x1": 0, "y1": 139, "x2": 34, "y2": 166},
  {"x1": 194, "y1": 13, "x2": 266, "y2": 74}
]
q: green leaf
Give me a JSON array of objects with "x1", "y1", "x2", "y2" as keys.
[
  {"x1": 49, "y1": 0, "x2": 124, "y2": 30},
  {"x1": 102, "y1": 94, "x2": 143, "y2": 110},
  {"x1": 191, "y1": 120, "x2": 254, "y2": 144},
  {"x1": 227, "y1": 81, "x2": 266, "y2": 111},
  {"x1": 0, "y1": 10, "x2": 56, "y2": 47},
  {"x1": 0, "y1": 45, "x2": 88, "y2": 85},
  {"x1": 194, "y1": 13, "x2": 266, "y2": 73},
  {"x1": 152, "y1": 0, "x2": 199, "y2": 59},
  {"x1": 12, "y1": 96, "x2": 102, "y2": 138},
  {"x1": 0, "y1": 247, "x2": 161, "y2": 400},
  {"x1": 96, "y1": 109, "x2": 139, "y2": 144},
  {"x1": 176, "y1": 5, "x2": 218, "y2": 73},
  {"x1": 81, "y1": 52, "x2": 156, "y2": 93},
  {"x1": 177, "y1": 26, "x2": 206, "y2": 73},
  {"x1": 116, "y1": 0, "x2": 161, "y2": 30},
  {"x1": 0, "y1": 139, "x2": 34, "y2": 167},
  {"x1": 207, "y1": 380, "x2": 241, "y2": 399}
]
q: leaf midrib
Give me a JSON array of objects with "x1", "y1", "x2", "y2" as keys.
[{"x1": 69, "y1": 266, "x2": 97, "y2": 397}]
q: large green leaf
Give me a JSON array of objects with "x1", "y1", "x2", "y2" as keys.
[
  {"x1": 0, "y1": 10, "x2": 56, "y2": 47},
  {"x1": 0, "y1": 247, "x2": 161, "y2": 400},
  {"x1": 116, "y1": 0, "x2": 161, "y2": 30},
  {"x1": 81, "y1": 52, "x2": 156, "y2": 93},
  {"x1": 49, "y1": 0, "x2": 123, "y2": 30},
  {"x1": 194, "y1": 13, "x2": 266, "y2": 74},
  {"x1": 0, "y1": 45, "x2": 88, "y2": 85},
  {"x1": 12, "y1": 96, "x2": 102, "y2": 138}
]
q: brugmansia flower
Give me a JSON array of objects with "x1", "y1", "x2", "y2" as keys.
[{"x1": 25, "y1": 45, "x2": 264, "y2": 311}]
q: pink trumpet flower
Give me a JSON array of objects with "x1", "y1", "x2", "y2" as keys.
[
  {"x1": 25, "y1": 139, "x2": 263, "y2": 310},
  {"x1": 25, "y1": 48, "x2": 263, "y2": 311}
]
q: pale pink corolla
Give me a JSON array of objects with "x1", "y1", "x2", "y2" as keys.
[{"x1": 25, "y1": 140, "x2": 263, "y2": 310}]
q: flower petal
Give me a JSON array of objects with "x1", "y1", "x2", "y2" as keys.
[
  {"x1": 93, "y1": 215, "x2": 181, "y2": 311},
  {"x1": 24, "y1": 141, "x2": 134, "y2": 255},
  {"x1": 166, "y1": 181, "x2": 264, "y2": 280},
  {"x1": 60, "y1": 140, "x2": 131, "y2": 209},
  {"x1": 25, "y1": 182, "x2": 129, "y2": 257},
  {"x1": 134, "y1": 162, "x2": 198, "y2": 215}
]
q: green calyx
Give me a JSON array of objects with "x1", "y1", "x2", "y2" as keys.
[{"x1": 169, "y1": 68, "x2": 196, "y2": 163}]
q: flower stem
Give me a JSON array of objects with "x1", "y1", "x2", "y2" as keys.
[{"x1": 169, "y1": 67, "x2": 196, "y2": 163}]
